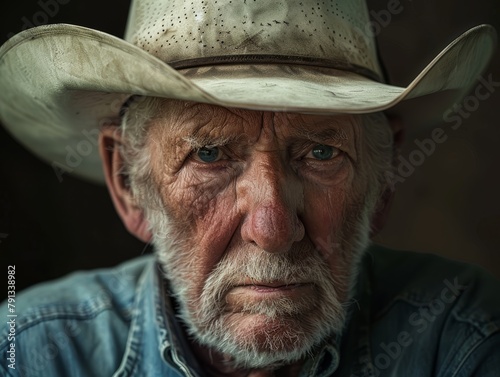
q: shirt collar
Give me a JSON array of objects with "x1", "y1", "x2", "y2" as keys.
[
  {"x1": 156, "y1": 263, "x2": 205, "y2": 376},
  {"x1": 113, "y1": 258, "x2": 202, "y2": 377},
  {"x1": 335, "y1": 249, "x2": 377, "y2": 377},
  {"x1": 298, "y1": 339, "x2": 340, "y2": 377}
]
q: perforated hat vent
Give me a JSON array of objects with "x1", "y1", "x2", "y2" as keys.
[{"x1": 125, "y1": 0, "x2": 383, "y2": 81}]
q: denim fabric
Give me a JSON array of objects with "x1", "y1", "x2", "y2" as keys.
[{"x1": 1, "y1": 245, "x2": 499, "y2": 376}]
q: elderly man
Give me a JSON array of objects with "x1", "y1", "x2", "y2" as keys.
[{"x1": 1, "y1": 0, "x2": 499, "y2": 376}]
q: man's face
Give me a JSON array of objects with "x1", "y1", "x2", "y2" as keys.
[{"x1": 135, "y1": 99, "x2": 384, "y2": 369}]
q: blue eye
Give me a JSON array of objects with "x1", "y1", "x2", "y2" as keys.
[
  {"x1": 196, "y1": 146, "x2": 221, "y2": 163},
  {"x1": 311, "y1": 145, "x2": 336, "y2": 160}
]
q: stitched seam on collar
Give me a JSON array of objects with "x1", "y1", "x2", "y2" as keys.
[{"x1": 112, "y1": 261, "x2": 153, "y2": 377}]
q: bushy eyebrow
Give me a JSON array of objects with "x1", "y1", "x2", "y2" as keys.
[
  {"x1": 293, "y1": 127, "x2": 349, "y2": 145},
  {"x1": 182, "y1": 133, "x2": 243, "y2": 149}
]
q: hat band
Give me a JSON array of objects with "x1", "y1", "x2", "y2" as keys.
[{"x1": 168, "y1": 54, "x2": 383, "y2": 83}]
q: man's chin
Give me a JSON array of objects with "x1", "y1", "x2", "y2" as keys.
[
  {"x1": 229, "y1": 312, "x2": 318, "y2": 350},
  {"x1": 193, "y1": 311, "x2": 337, "y2": 370}
]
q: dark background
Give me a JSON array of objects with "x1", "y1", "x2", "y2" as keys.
[{"x1": 1, "y1": 0, "x2": 499, "y2": 301}]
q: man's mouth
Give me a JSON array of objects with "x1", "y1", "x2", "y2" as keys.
[
  {"x1": 227, "y1": 281, "x2": 314, "y2": 298},
  {"x1": 241, "y1": 282, "x2": 310, "y2": 292},
  {"x1": 223, "y1": 281, "x2": 317, "y2": 316}
]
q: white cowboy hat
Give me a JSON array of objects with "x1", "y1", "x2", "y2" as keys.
[{"x1": 0, "y1": 0, "x2": 496, "y2": 183}]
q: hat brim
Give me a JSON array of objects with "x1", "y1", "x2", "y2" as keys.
[{"x1": 0, "y1": 24, "x2": 496, "y2": 183}]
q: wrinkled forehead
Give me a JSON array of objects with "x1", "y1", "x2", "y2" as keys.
[{"x1": 144, "y1": 98, "x2": 365, "y2": 142}]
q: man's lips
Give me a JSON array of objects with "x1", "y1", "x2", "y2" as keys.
[
  {"x1": 225, "y1": 282, "x2": 316, "y2": 313},
  {"x1": 229, "y1": 281, "x2": 313, "y2": 295},
  {"x1": 225, "y1": 280, "x2": 319, "y2": 316},
  {"x1": 238, "y1": 282, "x2": 309, "y2": 292},
  {"x1": 238, "y1": 279, "x2": 310, "y2": 286}
]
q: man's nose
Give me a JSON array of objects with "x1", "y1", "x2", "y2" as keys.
[{"x1": 238, "y1": 153, "x2": 305, "y2": 254}]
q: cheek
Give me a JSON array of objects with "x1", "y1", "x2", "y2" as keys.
[
  {"x1": 302, "y1": 179, "x2": 366, "y2": 282},
  {"x1": 300, "y1": 158, "x2": 355, "y2": 248},
  {"x1": 303, "y1": 187, "x2": 347, "y2": 262},
  {"x1": 303, "y1": 189, "x2": 361, "y2": 303},
  {"x1": 159, "y1": 171, "x2": 240, "y2": 289}
]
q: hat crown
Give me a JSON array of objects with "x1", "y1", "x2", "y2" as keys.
[{"x1": 125, "y1": 0, "x2": 383, "y2": 81}]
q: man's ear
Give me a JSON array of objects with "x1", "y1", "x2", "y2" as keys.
[
  {"x1": 99, "y1": 127, "x2": 152, "y2": 243},
  {"x1": 370, "y1": 113, "x2": 405, "y2": 237}
]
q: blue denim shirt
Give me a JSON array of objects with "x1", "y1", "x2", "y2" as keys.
[{"x1": 1, "y1": 245, "x2": 499, "y2": 376}]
